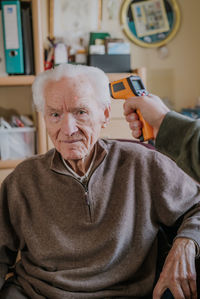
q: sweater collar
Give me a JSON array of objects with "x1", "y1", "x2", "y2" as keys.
[{"x1": 50, "y1": 139, "x2": 108, "y2": 177}]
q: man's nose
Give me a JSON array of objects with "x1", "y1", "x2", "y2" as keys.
[{"x1": 61, "y1": 113, "x2": 78, "y2": 136}]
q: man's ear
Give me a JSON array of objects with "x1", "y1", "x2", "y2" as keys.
[{"x1": 102, "y1": 105, "x2": 111, "y2": 128}]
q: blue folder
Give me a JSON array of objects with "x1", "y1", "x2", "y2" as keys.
[{"x1": 1, "y1": 0, "x2": 24, "y2": 74}]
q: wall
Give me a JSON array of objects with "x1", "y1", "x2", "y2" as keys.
[
  {"x1": 100, "y1": 0, "x2": 200, "y2": 111},
  {"x1": 52, "y1": 0, "x2": 200, "y2": 111},
  {"x1": 2, "y1": 1, "x2": 198, "y2": 115}
]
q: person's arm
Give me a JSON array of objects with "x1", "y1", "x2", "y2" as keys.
[
  {"x1": 150, "y1": 151, "x2": 200, "y2": 298},
  {"x1": 123, "y1": 95, "x2": 200, "y2": 182},
  {"x1": 153, "y1": 201, "x2": 200, "y2": 299},
  {"x1": 153, "y1": 237, "x2": 197, "y2": 299},
  {"x1": 0, "y1": 178, "x2": 19, "y2": 290},
  {"x1": 155, "y1": 111, "x2": 200, "y2": 182}
]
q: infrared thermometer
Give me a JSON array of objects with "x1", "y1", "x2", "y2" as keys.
[{"x1": 109, "y1": 76, "x2": 154, "y2": 142}]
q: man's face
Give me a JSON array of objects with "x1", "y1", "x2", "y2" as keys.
[{"x1": 44, "y1": 77, "x2": 110, "y2": 161}]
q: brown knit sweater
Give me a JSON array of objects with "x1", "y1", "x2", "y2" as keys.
[{"x1": 0, "y1": 139, "x2": 200, "y2": 298}]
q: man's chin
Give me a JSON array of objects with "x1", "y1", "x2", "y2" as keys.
[
  {"x1": 59, "y1": 148, "x2": 86, "y2": 161},
  {"x1": 63, "y1": 153, "x2": 84, "y2": 160}
]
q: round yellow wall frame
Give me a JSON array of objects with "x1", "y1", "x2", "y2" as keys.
[{"x1": 120, "y1": 0, "x2": 181, "y2": 48}]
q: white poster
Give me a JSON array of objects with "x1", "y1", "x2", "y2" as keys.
[{"x1": 53, "y1": 0, "x2": 99, "y2": 41}]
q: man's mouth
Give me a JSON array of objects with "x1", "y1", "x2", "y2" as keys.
[{"x1": 60, "y1": 139, "x2": 82, "y2": 144}]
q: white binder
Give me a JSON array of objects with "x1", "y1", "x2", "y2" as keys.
[
  {"x1": 1, "y1": 0, "x2": 24, "y2": 74},
  {"x1": 0, "y1": 11, "x2": 7, "y2": 77}
]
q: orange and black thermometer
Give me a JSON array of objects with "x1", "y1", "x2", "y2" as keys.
[{"x1": 109, "y1": 75, "x2": 154, "y2": 142}]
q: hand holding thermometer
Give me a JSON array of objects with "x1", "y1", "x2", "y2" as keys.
[{"x1": 109, "y1": 76, "x2": 154, "y2": 142}]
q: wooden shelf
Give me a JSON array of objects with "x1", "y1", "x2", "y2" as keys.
[
  {"x1": 0, "y1": 75, "x2": 35, "y2": 86},
  {"x1": 0, "y1": 0, "x2": 46, "y2": 183},
  {"x1": 0, "y1": 159, "x2": 24, "y2": 169}
]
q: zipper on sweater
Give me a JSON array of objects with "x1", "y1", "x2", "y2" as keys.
[
  {"x1": 84, "y1": 186, "x2": 92, "y2": 222},
  {"x1": 72, "y1": 177, "x2": 93, "y2": 222},
  {"x1": 60, "y1": 145, "x2": 107, "y2": 223}
]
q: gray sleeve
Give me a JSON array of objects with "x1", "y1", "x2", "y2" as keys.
[
  {"x1": 174, "y1": 203, "x2": 200, "y2": 257},
  {"x1": 0, "y1": 178, "x2": 19, "y2": 289},
  {"x1": 152, "y1": 151, "x2": 200, "y2": 250},
  {"x1": 155, "y1": 111, "x2": 200, "y2": 183}
]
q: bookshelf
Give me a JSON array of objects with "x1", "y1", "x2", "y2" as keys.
[
  {"x1": 0, "y1": 0, "x2": 48, "y2": 183},
  {"x1": 0, "y1": 159, "x2": 24, "y2": 169},
  {"x1": 0, "y1": 76, "x2": 35, "y2": 86}
]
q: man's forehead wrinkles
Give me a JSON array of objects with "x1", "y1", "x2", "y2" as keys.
[
  {"x1": 63, "y1": 97, "x2": 91, "y2": 107},
  {"x1": 46, "y1": 105, "x2": 62, "y2": 111},
  {"x1": 46, "y1": 103, "x2": 90, "y2": 113},
  {"x1": 64, "y1": 105, "x2": 90, "y2": 112}
]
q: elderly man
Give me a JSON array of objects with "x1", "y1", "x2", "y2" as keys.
[{"x1": 0, "y1": 64, "x2": 200, "y2": 299}]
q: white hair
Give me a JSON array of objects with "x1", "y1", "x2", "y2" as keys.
[{"x1": 32, "y1": 63, "x2": 111, "y2": 113}]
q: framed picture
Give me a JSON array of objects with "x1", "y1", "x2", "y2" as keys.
[
  {"x1": 131, "y1": 0, "x2": 170, "y2": 38},
  {"x1": 120, "y1": 0, "x2": 181, "y2": 48}
]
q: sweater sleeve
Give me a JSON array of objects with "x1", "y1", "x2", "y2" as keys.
[
  {"x1": 155, "y1": 111, "x2": 200, "y2": 183},
  {"x1": 152, "y1": 151, "x2": 200, "y2": 250},
  {"x1": 175, "y1": 203, "x2": 200, "y2": 257},
  {"x1": 0, "y1": 178, "x2": 20, "y2": 290}
]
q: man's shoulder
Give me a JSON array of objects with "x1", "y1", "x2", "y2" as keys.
[
  {"x1": 100, "y1": 138, "x2": 182, "y2": 170},
  {"x1": 17, "y1": 148, "x2": 55, "y2": 167},
  {"x1": 101, "y1": 138, "x2": 155, "y2": 156},
  {"x1": 4, "y1": 148, "x2": 55, "y2": 182}
]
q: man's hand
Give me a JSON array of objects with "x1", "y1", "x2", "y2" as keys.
[
  {"x1": 123, "y1": 94, "x2": 169, "y2": 139},
  {"x1": 153, "y1": 238, "x2": 197, "y2": 299}
]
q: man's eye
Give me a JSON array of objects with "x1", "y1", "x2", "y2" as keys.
[
  {"x1": 51, "y1": 112, "x2": 60, "y2": 118},
  {"x1": 78, "y1": 110, "x2": 87, "y2": 115}
]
